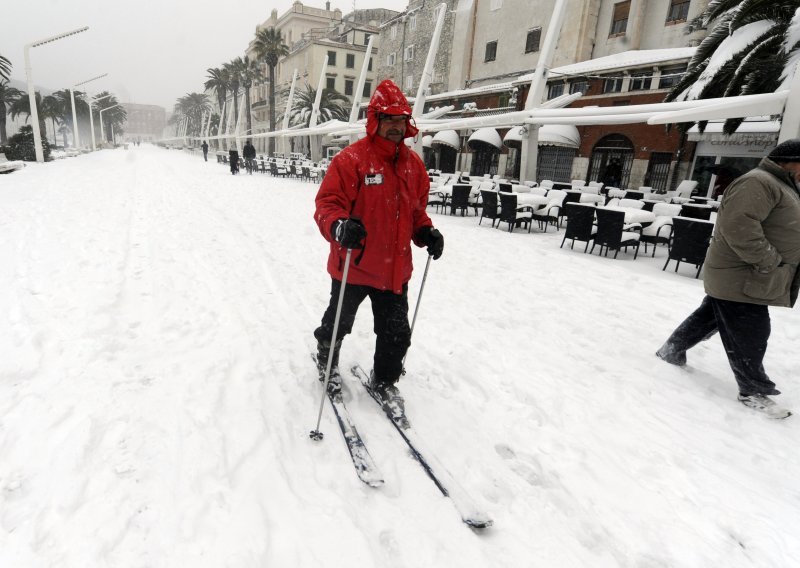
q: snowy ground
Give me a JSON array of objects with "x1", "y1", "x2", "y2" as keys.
[{"x1": 1, "y1": 146, "x2": 798, "y2": 567}]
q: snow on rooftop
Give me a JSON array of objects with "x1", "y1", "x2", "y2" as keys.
[{"x1": 516, "y1": 48, "x2": 697, "y2": 82}]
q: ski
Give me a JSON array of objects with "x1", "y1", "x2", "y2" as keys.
[
  {"x1": 327, "y1": 389, "x2": 385, "y2": 487},
  {"x1": 312, "y1": 355, "x2": 384, "y2": 488},
  {"x1": 351, "y1": 364, "x2": 493, "y2": 529}
]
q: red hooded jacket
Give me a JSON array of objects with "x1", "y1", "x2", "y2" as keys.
[{"x1": 314, "y1": 80, "x2": 432, "y2": 294}]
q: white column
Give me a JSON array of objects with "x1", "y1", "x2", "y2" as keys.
[
  {"x1": 779, "y1": 63, "x2": 800, "y2": 142},
  {"x1": 309, "y1": 55, "x2": 329, "y2": 162}
]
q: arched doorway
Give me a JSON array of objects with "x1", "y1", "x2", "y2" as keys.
[{"x1": 588, "y1": 134, "x2": 634, "y2": 187}]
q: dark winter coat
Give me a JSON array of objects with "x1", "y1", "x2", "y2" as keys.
[
  {"x1": 202, "y1": 142, "x2": 208, "y2": 154},
  {"x1": 704, "y1": 158, "x2": 800, "y2": 307},
  {"x1": 314, "y1": 80, "x2": 431, "y2": 294},
  {"x1": 243, "y1": 144, "x2": 256, "y2": 159}
]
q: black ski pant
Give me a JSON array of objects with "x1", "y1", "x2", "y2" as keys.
[
  {"x1": 314, "y1": 279, "x2": 411, "y2": 385},
  {"x1": 660, "y1": 295, "x2": 778, "y2": 396}
]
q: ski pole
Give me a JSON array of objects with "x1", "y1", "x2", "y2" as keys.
[
  {"x1": 310, "y1": 248, "x2": 354, "y2": 441},
  {"x1": 401, "y1": 253, "x2": 433, "y2": 374}
]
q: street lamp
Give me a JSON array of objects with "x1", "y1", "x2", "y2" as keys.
[
  {"x1": 24, "y1": 26, "x2": 89, "y2": 162},
  {"x1": 98, "y1": 104, "x2": 121, "y2": 147},
  {"x1": 89, "y1": 93, "x2": 112, "y2": 151},
  {"x1": 70, "y1": 72, "x2": 107, "y2": 150}
]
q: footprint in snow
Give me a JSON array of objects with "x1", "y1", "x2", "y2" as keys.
[{"x1": 495, "y1": 443, "x2": 545, "y2": 487}]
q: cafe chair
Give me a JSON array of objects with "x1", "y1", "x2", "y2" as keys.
[
  {"x1": 450, "y1": 184, "x2": 477, "y2": 216},
  {"x1": 663, "y1": 217, "x2": 714, "y2": 278},
  {"x1": 560, "y1": 203, "x2": 597, "y2": 253},
  {"x1": 679, "y1": 203, "x2": 712, "y2": 220},
  {"x1": 497, "y1": 192, "x2": 533, "y2": 233},
  {"x1": 479, "y1": 190, "x2": 501, "y2": 227},
  {"x1": 427, "y1": 189, "x2": 446, "y2": 214},
  {"x1": 640, "y1": 203, "x2": 681, "y2": 256},
  {"x1": 590, "y1": 208, "x2": 641, "y2": 259},
  {"x1": 618, "y1": 198, "x2": 644, "y2": 210},
  {"x1": 531, "y1": 189, "x2": 566, "y2": 232}
]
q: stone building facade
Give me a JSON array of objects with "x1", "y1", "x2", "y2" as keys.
[{"x1": 121, "y1": 103, "x2": 166, "y2": 143}]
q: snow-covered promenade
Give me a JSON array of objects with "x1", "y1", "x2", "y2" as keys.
[{"x1": 1, "y1": 146, "x2": 798, "y2": 567}]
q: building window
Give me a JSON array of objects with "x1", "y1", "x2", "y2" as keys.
[
  {"x1": 326, "y1": 77, "x2": 336, "y2": 90},
  {"x1": 602, "y1": 76, "x2": 624, "y2": 93},
  {"x1": 346, "y1": 53, "x2": 355, "y2": 69},
  {"x1": 368, "y1": 57, "x2": 373, "y2": 71},
  {"x1": 547, "y1": 82, "x2": 565, "y2": 99},
  {"x1": 629, "y1": 72, "x2": 652, "y2": 91},
  {"x1": 363, "y1": 33, "x2": 371, "y2": 45},
  {"x1": 610, "y1": 1, "x2": 630, "y2": 37},
  {"x1": 658, "y1": 65, "x2": 686, "y2": 89},
  {"x1": 410, "y1": 14, "x2": 417, "y2": 30},
  {"x1": 405, "y1": 45, "x2": 414, "y2": 61},
  {"x1": 345, "y1": 79, "x2": 354, "y2": 96},
  {"x1": 666, "y1": 0, "x2": 690, "y2": 24},
  {"x1": 387, "y1": 52, "x2": 396, "y2": 66},
  {"x1": 484, "y1": 40, "x2": 497, "y2": 62},
  {"x1": 363, "y1": 81, "x2": 372, "y2": 98},
  {"x1": 391, "y1": 25, "x2": 398, "y2": 39},
  {"x1": 569, "y1": 79, "x2": 589, "y2": 94},
  {"x1": 405, "y1": 75, "x2": 413, "y2": 91},
  {"x1": 525, "y1": 28, "x2": 542, "y2": 53},
  {"x1": 328, "y1": 51, "x2": 337, "y2": 66}
]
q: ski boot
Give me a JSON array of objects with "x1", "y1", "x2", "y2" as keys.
[
  {"x1": 369, "y1": 370, "x2": 406, "y2": 426},
  {"x1": 316, "y1": 339, "x2": 342, "y2": 395}
]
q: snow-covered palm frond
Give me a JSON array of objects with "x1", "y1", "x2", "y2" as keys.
[
  {"x1": 703, "y1": 0, "x2": 741, "y2": 27},
  {"x1": 687, "y1": 12, "x2": 736, "y2": 71}
]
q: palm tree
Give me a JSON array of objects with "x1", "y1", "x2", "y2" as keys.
[
  {"x1": 666, "y1": 0, "x2": 800, "y2": 133},
  {"x1": 9, "y1": 90, "x2": 47, "y2": 141},
  {"x1": 49, "y1": 89, "x2": 90, "y2": 146},
  {"x1": 174, "y1": 92, "x2": 211, "y2": 137},
  {"x1": 289, "y1": 85, "x2": 350, "y2": 154},
  {"x1": 252, "y1": 27, "x2": 289, "y2": 154},
  {"x1": 0, "y1": 80, "x2": 24, "y2": 144},
  {"x1": 223, "y1": 59, "x2": 244, "y2": 133},
  {"x1": 0, "y1": 54, "x2": 11, "y2": 82},
  {"x1": 239, "y1": 55, "x2": 264, "y2": 140},
  {"x1": 40, "y1": 94, "x2": 62, "y2": 146},
  {"x1": 204, "y1": 66, "x2": 229, "y2": 146},
  {"x1": 93, "y1": 91, "x2": 126, "y2": 143}
]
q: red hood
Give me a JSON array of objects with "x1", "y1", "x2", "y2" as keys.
[{"x1": 366, "y1": 79, "x2": 419, "y2": 140}]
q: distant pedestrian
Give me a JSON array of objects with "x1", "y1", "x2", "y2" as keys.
[
  {"x1": 602, "y1": 158, "x2": 623, "y2": 188},
  {"x1": 242, "y1": 140, "x2": 256, "y2": 174},
  {"x1": 656, "y1": 139, "x2": 800, "y2": 419},
  {"x1": 229, "y1": 148, "x2": 240, "y2": 175},
  {"x1": 202, "y1": 141, "x2": 209, "y2": 162}
]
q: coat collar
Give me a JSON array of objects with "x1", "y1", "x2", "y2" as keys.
[{"x1": 760, "y1": 157, "x2": 800, "y2": 194}]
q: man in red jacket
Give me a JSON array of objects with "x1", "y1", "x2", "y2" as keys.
[{"x1": 313, "y1": 80, "x2": 444, "y2": 401}]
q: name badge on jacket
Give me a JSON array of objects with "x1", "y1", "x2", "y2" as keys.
[{"x1": 365, "y1": 173, "x2": 384, "y2": 186}]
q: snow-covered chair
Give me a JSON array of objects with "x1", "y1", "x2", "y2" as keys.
[
  {"x1": 618, "y1": 198, "x2": 645, "y2": 210},
  {"x1": 0, "y1": 153, "x2": 24, "y2": 174},
  {"x1": 531, "y1": 189, "x2": 566, "y2": 232},
  {"x1": 539, "y1": 179, "x2": 555, "y2": 190},
  {"x1": 571, "y1": 179, "x2": 587, "y2": 189},
  {"x1": 665, "y1": 180, "x2": 699, "y2": 204},
  {"x1": 529, "y1": 187, "x2": 548, "y2": 197},
  {"x1": 641, "y1": 203, "x2": 681, "y2": 256}
]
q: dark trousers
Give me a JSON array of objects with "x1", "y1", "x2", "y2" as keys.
[
  {"x1": 661, "y1": 295, "x2": 778, "y2": 396},
  {"x1": 314, "y1": 279, "x2": 411, "y2": 384},
  {"x1": 203, "y1": 151, "x2": 208, "y2": 162}
]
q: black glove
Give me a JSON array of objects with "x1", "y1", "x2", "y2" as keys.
[
  {"x1": 332, "y1": 218, "x2": 367, "y2": 249},
  {"x1": 417, "y1": 226, "x2": 444, "y2": 260}
]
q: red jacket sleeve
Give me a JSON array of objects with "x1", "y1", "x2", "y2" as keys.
[{"x1": 314, "y1": 153, "x2": 359, "y2": 242}]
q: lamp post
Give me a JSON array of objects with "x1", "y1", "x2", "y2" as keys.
[
  {"x1": 70, "y1": 73, "x2": 107, "y2": 150},
  {"x1": 24, "y1": 26, "x2": 89, "y2": 162},
  {"x1": 89, "y1": 93, "x2": 112, "y2": 151},
  {"x1": 99, "y1": 104, "x2": 121, "y2": 146}
]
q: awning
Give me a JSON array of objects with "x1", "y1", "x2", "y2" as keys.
[
  {"x1": 431, "y1": 129, "x2": 461, "y2": 150},
  {"x1": 422, "y1": 134, "x2": 433, "y2": 148},
  {"x1": 502, "y1": 124, "x2": 581, "y2": 149},
  {"x1": 467, "y1": 128, "x2": 502, "y2": 149},
  {"x1": 686, "y1": 119, "x2": 780, "y2": 143},
  {"x1": 538, "y1": 125, "x2": 580, "y2": 148}
]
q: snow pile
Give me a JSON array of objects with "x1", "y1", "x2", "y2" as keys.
[{"x1": 0, "y1": 146, "x2": 798, "y2": 567}]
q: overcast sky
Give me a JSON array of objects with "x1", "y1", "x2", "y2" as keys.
[{"x1": 1, "y1": 0, "x2": 397, "y2": 110}]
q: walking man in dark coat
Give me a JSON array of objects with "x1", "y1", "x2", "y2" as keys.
[
  {"x1": 656, "y1": 139, "x2": 800, "y2": 419},
  {"x1": 201, "y1": 141, "x2": 209, "y2": 162}
]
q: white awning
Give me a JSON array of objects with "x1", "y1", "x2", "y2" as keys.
[
  {"x1": 467, "y1": 128, "x2": 502, "y2": 149},
  {"x1": 422, "y1": 134, "x2": 433, "y2": 148},
  {"x1": 539, "y1": 124, "x2": 580, "y2": 148},
  {"x1": 431, "y1": 129, "x2": 461, "y2": 150},
  {"x1": 502, "y1": 124, "x2": 580, "y2": 149},
  {"x1": 686, "y1": 119, "x2": 780, "y2": 143}
]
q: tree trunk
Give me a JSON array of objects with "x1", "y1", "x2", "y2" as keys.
[
  {"x1": 51, "y1": 118, "x2": 57, "y2": 145},
  {"x1": 232, "y1": 88, "x2": 240, "y2": 133},
  {"x1": 268, "y1": 64, "x2": 276, "y2": 156},
  {"x1": 245, "y1": 85, "x2": 253, "y2": 143},
  {"x1": 217, "y1": 94, "x2": 225, "y2": 149},
  {"x1": 0, "y1": 111, "x2": 7, "y2": 144}
]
